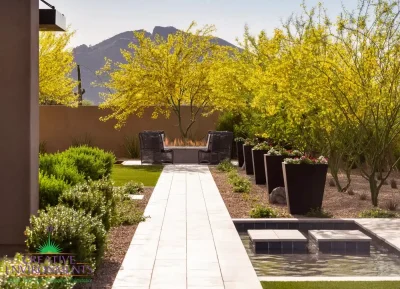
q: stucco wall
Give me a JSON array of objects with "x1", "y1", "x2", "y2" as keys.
[{"x1": 39, "y1": 106, "x2": 219, "y2": 157}]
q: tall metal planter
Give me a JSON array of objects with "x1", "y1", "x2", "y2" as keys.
[
  {"x1": 252, "y1": 149, "x2": 268, "y2": 184},
  {"x1": 282, "y1": 163, "x2": 328, "y2": 215},
  {"x1": 243, "y1": 145, "x2": 254, "y2": 175}
]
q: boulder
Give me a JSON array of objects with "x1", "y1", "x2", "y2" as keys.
[{"x1": 270, "y1": 187, "x2": 287, "y2": 205}]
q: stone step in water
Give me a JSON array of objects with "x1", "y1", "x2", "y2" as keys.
[
  {"x1": 248, "y1": 230, "x2": 307, "y2": 254},
  {"x1": 309, "y1": 230, "x2": 371, "y2": 255}
]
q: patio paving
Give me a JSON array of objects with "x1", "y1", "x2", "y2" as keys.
[
  {"x1": 355, "y1": 218, "x2": 400, "y2": 251},
  {"x1": 112, "y1": 165, "x2": 262, "y2": 289}
]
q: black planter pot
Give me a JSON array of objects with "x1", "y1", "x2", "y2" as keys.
[
  {"x1": 236, "y1": 141, "x2": 244, "y2": 168},
  {"x1": 243, "y1": 145, "x2": 254, "y2": 175},
  {"x1": 282, "y1": 163, "x2": 328, "y2": 215},
  {"x1": 252, "y1": 149, "x2": 268, "y2": 184},
  {"x1": 264, "y1": 155, "x2": 286, "y2": 194}
]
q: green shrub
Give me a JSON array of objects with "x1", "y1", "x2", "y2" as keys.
[
  {"x1": 39, "y1": 172, "x2": 70, "y2": 209},
  {"x1": 305, "y1": 208, "x2": 333, "y2": 218},
  {"x1": 26, "y1": 205, "x2": 107, "y2": 268},
  {"x1": 39, "y1": 154, "x2": 84, "y2": 185},
  {"x1": 228, "y1": 173, "x2": 251, "y2": 193},
  {"x1": 122, "y1": 181, "x2": 144, "y2": 195},
  {"x1": 59, "y1": 182, "x2": 110, "y2": 231},
  {"x1": 359, "y1": 208, "x2": 397, "y2": 218},
  {"x1": 0, "y1": 254, "x2": 74, "y2": 289},
  {"x1": 250, "y1": 205, "x2": 279, "y2": 218},
  {"x1": 63, "y1": 146, "x2": 116, "y2": 180},
  {"x1": 216, "y1": 159, "x2": 235, "y2": 172},
  {"x1": 114, "y1": 199, "x2": 147, "y2": 226}
]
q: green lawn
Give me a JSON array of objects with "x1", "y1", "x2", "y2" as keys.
[
  {"x1": 261, "y1": 282, "x2": 400, "y2": 289},
  {"x1": 111, "y1": 165, "x2": 163, "y2": 186}
]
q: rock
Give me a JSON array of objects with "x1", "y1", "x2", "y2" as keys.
[{"x1": 270, "y1": 187, "x2": 287, "y2": 205}]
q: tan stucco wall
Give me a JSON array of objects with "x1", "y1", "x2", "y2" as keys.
[{"x1": 40, "y1": 106, "x2": 219, "y2": 157}]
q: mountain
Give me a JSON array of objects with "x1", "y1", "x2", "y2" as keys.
[{"x1": 72, "y1": 26, "x2": 237, "y2": 104}]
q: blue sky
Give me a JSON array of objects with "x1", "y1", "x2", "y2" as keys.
[{"x1": 40, "y1": 0, "x2": 358, "y2": 47}]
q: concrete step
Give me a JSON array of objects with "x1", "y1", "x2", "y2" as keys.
[
  {"x1": 248, "y1": 230, "x2": 308, "y2": 254},
  {"x1": 309, "y1": 230, "x2": 371, "y2": 255}
]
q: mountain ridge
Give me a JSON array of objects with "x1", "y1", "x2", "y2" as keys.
[{"x1": 72, "y1": 26, "x2": 237, "y2": 104}]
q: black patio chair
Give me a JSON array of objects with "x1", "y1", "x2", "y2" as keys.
[
  {"x1": 198, "y1": 131, "x2": 233, "y2": 164},
  {"x1": 139, "y1": 131, "x2": 173, "y2": 164}
]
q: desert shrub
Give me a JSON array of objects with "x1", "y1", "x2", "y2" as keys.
[
  {"x1": 39, "y1": 141, "x2": 47, "y2": 154},
  {"x1": 250, "y1": 205, "x2": 279, "y2": 218},
  {"x1": 385, "y1": 199, "x2": 399, "y2": 211},
  {"x1": 26, "y1": 205, "x2": 107, "y2": 268},
  {"x1": 59, "y1": 183, "x2": 111, "y2": 231},
  {"x1": 305, "y1": 208, "x2": 333, "y2": 218},
  {"x1": 0, "y1": 254, "x2": 74, "y2": 289},
  {"x1": 359, "y1": 208, "x2": 397, "y2": 218},
  {"x1": 216, "y1": 159, "x2": 235, "y2": 172},
  {"x1": 71, "y1": 133, "x2": 93, "y2": 147},
  {"x1": 122, "y1": 181, "x2": 144, "y2": 195},
  {"x1": 227, "y1": 172, "x2": 251, "y2": 193},
  {"x1": 359, "y1": 192, "x2": 368, "y2": 201},
  {"x1": 124, "y1": 135, "x2": 140, "y2": 159},
  {"x1": 391, "y1": 179, "x2": 397, "y2": 189},
  {"x1": 81, "y1": 178, "x2": 145, "y2": 227},
  {"x1": 328, "y1": 178, "x2": 336, "y2": 187},
  {"x1": 114, "y1": 198, "x2": 147, "y2": 226},
  {"x1": 63, "y1": 146, "x2": 115, "y2": 180},
  {"x1": 39, "y1": 172, "x2": 70, "y2": 209},
  {"x1": 346, "y1": 187, "x2": 355, "y2": 195}
]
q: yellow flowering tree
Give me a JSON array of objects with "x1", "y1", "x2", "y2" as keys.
[
  {"x1": 318, "y1": 0, "x2": 400, "y2": 205},
  {"x1": 97, "y1": 22, "x2": 238, "y2": 139},
  {"x1": 39, "y1": 30, "x2": 78, "y2": 105}
]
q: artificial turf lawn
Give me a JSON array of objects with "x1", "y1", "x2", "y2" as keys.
[
  {"x1": 111, "y1": 165, "x2": 163, "y2": 186},
  {"x1": 261, "y1": 281, "x2": 400, "y2": 289}
]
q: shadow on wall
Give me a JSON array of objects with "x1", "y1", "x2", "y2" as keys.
[{"x1": 39, "y1": 106, "x2": 219, "y2": 157}]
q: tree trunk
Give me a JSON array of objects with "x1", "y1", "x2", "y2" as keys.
[{"x1": 369, "y1": 175, "x2": 379, "y2": 207}]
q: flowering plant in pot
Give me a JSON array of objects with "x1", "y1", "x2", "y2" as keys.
[
  {"x1": 282, "y1": 155, "x2": 329, "y2": 215},
  {"x1": 264, "y1": 147, "x2": 303, "y2": 194},
  {"x1": 234, "y1": 137, "x2": 246, "y2": 167},
  {"x1": 252, "y1": 142, "x2": 272, "y2": 184},
  {"x1": 243, "y1": 138, "x2": 259, "y2": 175}
]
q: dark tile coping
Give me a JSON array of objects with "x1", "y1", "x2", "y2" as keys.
[
  {"x1": 234, "y1": 218, "x2": 358, "y2": 233},
  {"x1": 234, "y1": 218, "x2": 400, "y2": 255}
]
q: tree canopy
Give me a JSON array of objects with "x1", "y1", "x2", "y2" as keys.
[
  {"x1": 97, "y1": 22, "x2": 241, "y2": 138},
  {"x1": 39, "y1": 30, "x2": 78, "y2": 106}
]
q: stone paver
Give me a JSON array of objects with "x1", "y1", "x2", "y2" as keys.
[
  {"x1": 113, "y1": 165, "x2": 261, "y2": 289},
  {"x1": 309, "y1": 230, "x2": 371, "y2": 241},
  {"x1": 248, "y1": 230, "x2": 306, "y2": 242},
  {"x1": 355, "y1": 219, "x2": 400, "y2": 251}
]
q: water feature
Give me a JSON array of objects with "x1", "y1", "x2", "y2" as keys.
[{"x1": 240, "y1": 233, "x2": 400, "y2": 277}]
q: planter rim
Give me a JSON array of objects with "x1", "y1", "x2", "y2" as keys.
[{"x1": 283, "y1": 163, "x2": 328, "y2": 166}]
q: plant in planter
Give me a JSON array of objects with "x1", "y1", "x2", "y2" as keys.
[
  {"x1": 235, "y1": 137, "x2": 246, "y2": 168},
  {"x1": 243, "y1": 138, "x2": 259, "y2": 175},
  {"x1": 282, "y1": 155, "x2": 328, "y2": 215},
  {"x1": 252, "y1": 142, "x2": 272, "y2": 184},
  {"x1": 264, "y1": 147, "x2": 302, "y2": 194}
]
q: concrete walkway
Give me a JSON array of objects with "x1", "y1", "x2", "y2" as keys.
[{"x1": 112, "y1": 165, "x2": 262, "y2": 289}]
